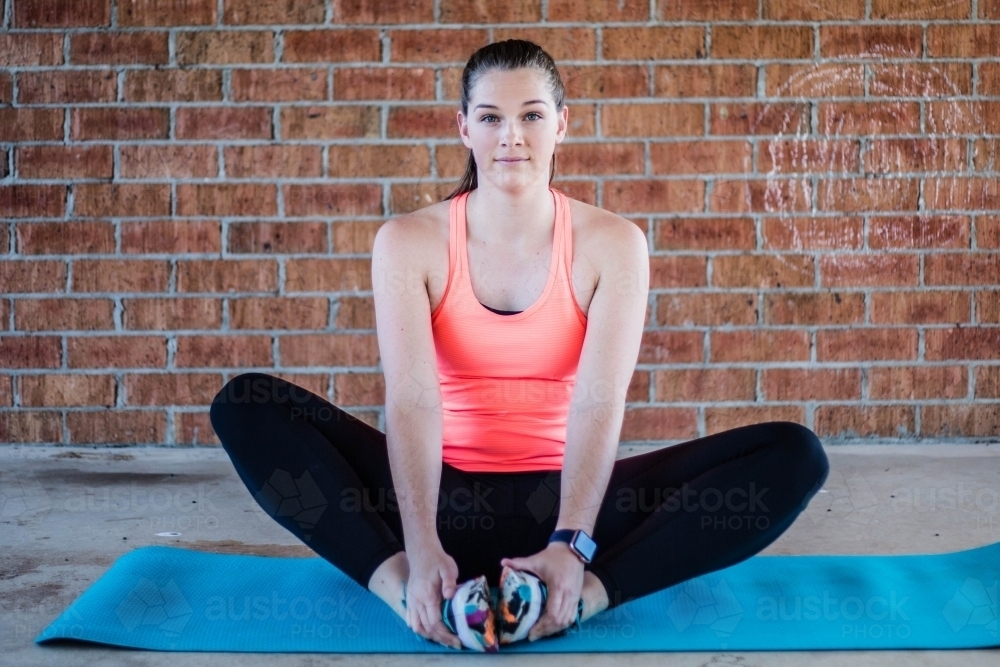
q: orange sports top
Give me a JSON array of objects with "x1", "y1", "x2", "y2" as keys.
[{"x1": 430, "y1": 187, "x2": 588, "y2": 473}]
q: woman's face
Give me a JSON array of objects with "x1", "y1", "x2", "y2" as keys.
[{"x1": 458, "y1": 68, "x2": 568, "y2": 191}]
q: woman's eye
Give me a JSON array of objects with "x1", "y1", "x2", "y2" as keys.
[{"x1": 481, "y1": 113, "x2": 542, "y2": 122}]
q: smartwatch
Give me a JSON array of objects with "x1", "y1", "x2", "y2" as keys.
[{"x1": 548, "y1": 529, "x2": 597, "y2": 564}]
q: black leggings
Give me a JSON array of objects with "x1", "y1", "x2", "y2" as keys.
[{"x1": 209, "y1": 372, "x2": 830, "y2": 610}]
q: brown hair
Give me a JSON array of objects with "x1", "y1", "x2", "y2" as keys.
[{"x1": 443, "y1": 39, "x2": 566, "y2": 201}]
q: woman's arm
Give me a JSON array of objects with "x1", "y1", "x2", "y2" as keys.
[
  {"x1": 372, "y1": 216, "x2": 445, "y2": 551},
  {"x1": 557, "y1": 216, "x2": 650, "y2": 536}
]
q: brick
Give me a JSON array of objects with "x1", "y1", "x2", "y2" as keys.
[
  {"x1": 70, "y1": 31, "x2": 169, "y2": 65},
  {"x1": 814, "y1": 406, "x2": 916, "y2": 438},
  {"x1": 765, "y1": 64, "x2": 864, "y2": 98},
  {"x1": 71, "y1": 107, "x2": 169, "y2": 140},
  {"x1": 122, "y1": 220, "x2": 221, "y2": 254},
  {"x1": 176, "y1": 184, "x2": 277, "y2": 217},
  {"x1": 0, "y1": 335, "x2": 62, "y2": 368},
  {"x1": 763, "y1": 0, "x2": 864, "y2": 19},
  {"x1": 560, "y1": 65, "x2": 650, "y2": 100},
  {"x1": 870, "y1": 366, "x2": 967, "y2": 400},
  {"x1": 490, "y1": 28, "x2": 600, "y2": 62},
  {"x1": 0, "y1": 71, "x2": 10, "y2": 104},
  {"x1": 15, "y1": 297, "x2": 113, "y2": 331},
  {"x1": 0, "y1": 33, "x2": 64, "y2": 66},
  {"x1": 331, "y1": 220, "x2": 380, "y2": 254},
  {"x1": 869, "y1": 215, "x2": 969, "y2": 250},
  {"x1": 122, "y1": 297, "x2": 222, "y2": 330},
  {"x1": 927, "y1": 101, "x2": 1000, "y2": 135},
  {"x1": 548, "y1": 0, "x2": 648, "y2": 21},
  {"x1": 711, "y1": 408, "x2": 814, "y2": 436},
  {"x1": 655, "y1": 290, "x2": 757, "y2": 327},
  {"x1": 328, "y1": 144, "x2": 429, "y2": 178},
  {"x1": 175, "y1": 411, "x2": 220, "y2": 445},
  {"x1": 655, "y1": 64, "x2": 756, "y2": 98},
  {"x1": 0, "y1": 185, "x2": 66, "y2": 218},
  {"x1": 712, "y1": 253, "x2": 813, "y2": 288},
  {"x1": 866, "y1": 139, "x2": 967, "y2": 175},
  {"x1": 20, "y1": 373, "x2": 115, "y2": 406},
  {"x1": 922, "y1": 404, "x2": 1000, "y2": 437},
  {"x1": 72, "y1": 259, "x2": 170, "y2": 292},
  {"x1": 228, "y1": 221, "x2": 327, "y2": 253},
  {"x1": 821, "y1": 25, "x2": 922, "y2": 59},
  {"x1": 120, "y1": 145, "x2": 218, "y2": 179},
  {"x1": 712, "y1": 26, "x2": 812, "y2": 60},
  {"x1": 0, "y1": 412, "x2": 63, "y2": 442},
  {"x1": 335, "y1": 0, "x2": 432, "y2": 23},
  {"x1": 926, "y1": 327, "x2": 1000, "y2": 361},
  {"x1": 231, "y1": 67, "x2": 327, "y2": 101},
  {"x1": 333, "y1": 67, "x2": 435, "y2": 101},
  {"x1": 765, "y1": 368, "x2": 862, "y2": 401},
  {"x1": 0, "y1": 260, "x2": 67, "y2": 293},
  {"x1": 818, "y1": 102, "x2": 920, "y2": 136},
  {"x1": 0, "y1": 109, "x2": 64, "y2": 142},
  {"x1": 817, "y1": 178, "x2": 920, "y2": 212},
  {"x1": 711, "y1": 329, "x2": 810, "y2": 362},
  {"x1": 223, "y1": 0, "x2": 324, "y2": 24},
  {"x1": 123, "y1": 68, "x2": 223, "y2": 102},
  {"x1": 176, "y1": 259, "x2": 278, "y2": 293},
  {"x1": 762, "y1": 217, "x2": 863, "y2": 251},
  {"x1": 819, "y1": 253, "x2": 919, "y2": 287},
  {"x1": 556, "y1": 143, "x2": 644, "y2": 176},
  {"x1": 985, "y1": 0, "x2": 1000, "y2": 17},
  {"x1": 16, "y1": 145, "x2": 113, "y2": 180},
  {"x1": 175, "y1": 107, "x2": 272, "y2": 140},
  {"x1": 870, "y1": 290, "x2": 970, "y2": 325},
  {"x1": 230, "y1": 297, "x2": 329, "y2": 329},
  {"x1": 978, "y1": 364, "x2": 1000, "y2": 395},
  {"x1": 387, "y1": 182, "x2": 468, "y2": 215},
  {"x1": 925, "y1": 178, "x2": 1000, "y2": 211},
  {"x1": 978, "y1": 216, "x2": 1000, "y2": 248},
  {"x1": 928, "y1": 25, "x2": 1000, "y2": 57},
  {"x1": 636, "y1": 327, "x2": 701, "y2": 363},
  {"x1": 386, "y1": 105, "x2": 459, "y2": 139},
  {"x1": 763, "y1": 290, "x2": 865, "y2": 325},
  {"x1": 709, "y1": 103, "x2": 809, "y2": 136},
  {"x1": 335, "y1": 295, "x2": 374, "y2": 329},
  {"x1": 16, "y1": 221, "x2": 115, "y2": 255},
  {"x1": 602, "y1": 103, "x2": 702, "y2": 137},
  {"x1": 651, "y1": 141, "x2": 751, "y2": 175},
  {"x1": 282, "y1": 105, "x2": 381, "y2": 139},
  {"x1": 282, "y1": 29, "x2": 380, "y2": 62},
  {"x1": 0, "y1": 375, "x2": 11, "y2": 404},
  {"x1": 872, "y1": 0, "x2": 970, "y2": 18},
  {"x1": 869, "y1": 63, "x2": 972, "y2": 98},
  {"x1": 603, "y1": 27, "x2": 704, "y2": 60},
  {"x1": 224, "y1": 145, "x2": 322, "y2": 178},
  {"x1": 285, "y1": 258, "x2": 371, "y2": 292},
  {"x1": 601, "y1": 179, "x2": 703, "y2": 214},
  {"x1": 119, "y1": 0, "x2": 218, "y2": 26},
  {"x1": 176, "y1": 30, "x2": 274, "y2": 64},
  {"x1": 67, "y1": 409, "x2": 166, "y2": 444},
  {"x1": 709, "y1": 179, "x2": 813, "y2": 213},
  {"x1": 277, "y1": 333, "x2": 379, "y2": 367},
  {"x1": 16, "y1": 69, "x2": 116, "y2": 104},
  {"x1": 441, "y1": 0, "x2": 539, "y2": 22},
  {"x1": 621, "y1": 406, "x2": 698, "y2": 440},
  {"x1": 334, "y1": 372, "x2": 384, "y2": 406},
  {"x1": 0, "y1": 223, "x2": 7, "y2": 252},
  {"x1": 655, "y1": 369, "x2": 750, "y2": 406},
  {"x1": 284, "y1": 184, "x2": 383, "y2": 217},
  {"x1": 652, "y1": 217, "x2": 754, "y2": 251},
  {"x1": 74, "y1": 183, "x2": 170, "y2": 218},
  {"x1": 981, "y1": 63, "x2": 1000, "y2": 96},
  {"x1": 979, "y1": 290, "x2": 1000, "y2": 322},
  {"x1": 175, "y1": 334, "x2": 273, "y2": 367},
  {"x1": 758, "y1": 139, "x2": 860, "y2": 174},
  {"x1": 124, "y1": 372, "x2": 222, "y2": 406},
  {"x1": 13, "y1": 0, "x2": 111, "y2": 27},
  {"x1": 67, "y1": 335, "x2": 167, "y2": 367},
  {"x1": 925, "y1": 252, "x2": 1000, "y2": 285},
  {"x1": 817, "y1": 328, "x2": 918, "y2": 360},
  {"x1": 389, "y1": 28, "x2": 490, "y2": 62}
]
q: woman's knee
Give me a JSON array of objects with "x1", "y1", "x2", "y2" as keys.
[
  {"x1": 209, "y1": 372, "x2": 276, "y2": 436},
  {"x1": 769, "y1": 421, "x2": 830, "y2": 489}
]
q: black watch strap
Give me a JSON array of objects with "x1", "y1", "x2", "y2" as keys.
[{"x1": 548, "y1": 528, "x2": 597, "y2": 563}]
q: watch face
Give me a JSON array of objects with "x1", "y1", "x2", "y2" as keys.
[{"x1": 572, "y1": 531, "x2": 597, "y2": 561}]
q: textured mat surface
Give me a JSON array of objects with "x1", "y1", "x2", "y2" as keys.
[{"x1": 36, "y1": 541, "x2": 1000, "y2": 652}]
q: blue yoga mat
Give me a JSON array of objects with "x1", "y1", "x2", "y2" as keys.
[{"x1": 36, "y1": 541, "x2": 999, "y2": 652}]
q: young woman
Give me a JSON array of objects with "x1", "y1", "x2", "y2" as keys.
[{"x1": 210, "y1": 40, "x2": 830, "y2": 652}]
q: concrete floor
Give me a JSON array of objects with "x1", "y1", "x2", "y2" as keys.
[{"x1": 2, "y1": 442, "x2": 999, "y2": 666}]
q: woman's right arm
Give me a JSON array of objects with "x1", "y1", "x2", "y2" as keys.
[{"x1": 372, "y1": 216, "x2": 462, "y2": 648}]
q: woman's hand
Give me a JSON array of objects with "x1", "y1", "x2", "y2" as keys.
[
  {"x1": 404, "y1": 542, "x2": 463, "y2": 650},
  {"x1": 500, "y1": 541, "x2": 585, "y2": 641}
]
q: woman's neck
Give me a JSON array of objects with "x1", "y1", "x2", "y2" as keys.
[{"x1": 465, "y1": 183, "x2": 555, "y2": 247}]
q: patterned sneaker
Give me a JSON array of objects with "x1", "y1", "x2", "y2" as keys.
[
  {"x1": 496, "y1": 565, "x2": 585, "y2": 644},
  {"x1": 440, "y1": 575, "x2": 499, "y2": 652}
]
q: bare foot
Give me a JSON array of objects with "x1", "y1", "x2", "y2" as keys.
[
  {"x1": 368, "y1": 550, "x2": 409, "y2": 619},
  {"x1": 580, "y1": 571, "x2": 610, "y2": 623}
]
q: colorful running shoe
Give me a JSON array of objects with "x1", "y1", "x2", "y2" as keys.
[
  {"x1": 440, "y1": 575, "x2": 499, "y2": 652},
  {"x1": 496, "y1": 565, "x2": 585, "y2": 644}
]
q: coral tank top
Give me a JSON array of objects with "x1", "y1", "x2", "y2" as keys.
[{"x1": 431, "y1": 187, "x2": 588, "y2": 472}]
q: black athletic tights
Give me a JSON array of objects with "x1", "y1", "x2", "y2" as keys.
[{"x1": 209, "y1": 372, "x2": 830, "y2": 610}]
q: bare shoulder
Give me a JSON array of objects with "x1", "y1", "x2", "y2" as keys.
[
  {"x1": 374, "y1": 200, "x2": 450, "y2": 277},
  {"x1": 566, "y1": 196, "x2": 649, "y2": 275}
]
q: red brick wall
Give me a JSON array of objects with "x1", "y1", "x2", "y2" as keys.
[{"x1": 1, "y1": 0, "x2": 998, "y2": 447}]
